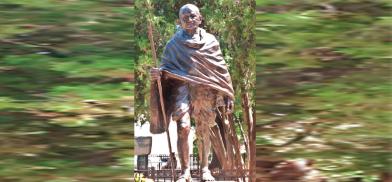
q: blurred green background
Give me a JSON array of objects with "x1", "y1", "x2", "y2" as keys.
[
  {"x1": 0, "y1": 0, "x2": 390, "y2": 181},
  {"x1": 0, "y1": 0, "x2": 134, "y2": 181},
  {"x1": 255, "y1": 0, "x2": 391, "y2": 181}
]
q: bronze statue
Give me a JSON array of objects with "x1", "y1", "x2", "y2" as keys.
[{"x1": 150, "y1": 4, "x2": 235, "y2": 181}]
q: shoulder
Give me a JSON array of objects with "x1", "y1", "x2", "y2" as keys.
[
  {"x1": 205, "y1": 32, "x2": 217, "y2": 40},
  {"x1": 202, "y1": 30, "x2": 220, "y2": 45},
  {"x1": 200, "y1": 28, "x2": 217, "y2": 40},
  {"x1": 163, "y1": 37, "x2": 179, "y2": 52},
  {"x1": 166, "y1": 37, "x2": 176, "y2": 47}
]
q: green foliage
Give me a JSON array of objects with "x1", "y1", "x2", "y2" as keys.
[
  {"x1": 255, "y1": 0, "x2": 391, "y2": 181},
  {"x1": 0, "y1": 0, "x2": 133, "y2": 181}
]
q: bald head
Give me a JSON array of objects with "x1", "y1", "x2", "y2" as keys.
[
  {"x1": 179, "y1": 4, "x2": 200, "y2": 17},
  {"x1": 178, "y1": 4, "x2": 202, "y2": 34}
]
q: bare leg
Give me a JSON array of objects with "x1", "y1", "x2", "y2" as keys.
[
  {"x1": 200, "y1": 126, "x2": 211, "y2": 170},
  {"x1": 201, "y1": 137, "x2": 214, "y2": 181},
  {"x1": 190, "y1": 85, "x2": 217, "y2": 181},
  {"x1": 177, "y1": 113, "x2": 191, "y2": 182},
  {"x1": 195, "y1": 120, "x2": 215, "y2": 181}
]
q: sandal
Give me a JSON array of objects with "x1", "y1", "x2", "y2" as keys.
[
  {"x1": 201, "y1": 170, "x2": 215, "y2": 182},
  {"x1": 176, "y1": 173, "x2": 192, "y2": 182}
]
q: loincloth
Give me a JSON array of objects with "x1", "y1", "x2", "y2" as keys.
[{"x1": 170, "y1": 82, "x2": 225, "y2": 127}]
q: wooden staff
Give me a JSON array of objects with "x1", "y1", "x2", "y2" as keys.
[
  {"x1": 242, "y1": 92, "x2": 255, "y2": 181},
  {"x1": 146, "y1": 3, "x2": 176, "y2": 180}
]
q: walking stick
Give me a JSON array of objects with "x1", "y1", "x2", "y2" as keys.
[{"x1": 146, "y1": 10, "x2": 176, "y2": 181}]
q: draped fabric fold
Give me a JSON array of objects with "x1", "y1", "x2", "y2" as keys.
[
  {"x1": 150, "y1": 27, "x2": 234, "y2": 134},
  {"x1": 160, "y1": 28, "x2": 234, "y2": 99}
]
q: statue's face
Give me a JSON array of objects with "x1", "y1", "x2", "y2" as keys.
[{"x1": 179, "y1": 8, "x2": 201, "y2": 31}]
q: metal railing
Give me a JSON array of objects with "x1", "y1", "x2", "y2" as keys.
[{"x1": 135, "y1": 154, "x2": 249, "y2": 181}]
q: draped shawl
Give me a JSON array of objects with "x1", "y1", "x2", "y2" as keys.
[
  {"x1": 160, "y1": 28, "x2": 234, "y2": 99},
  {"x1": 150, "y1": 27, "x2": 234, "y2": 134}
]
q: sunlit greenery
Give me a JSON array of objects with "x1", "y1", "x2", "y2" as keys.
[
  {"x1": 255, "y1": 0, "x2": 391, "y2": 181},
  {"x1": 0, "y1": 1, "x2": 133, "y2": 181}
]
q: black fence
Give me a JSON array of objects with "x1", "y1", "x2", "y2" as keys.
[{"x1": 135, "y1": 154, "x2": 249, "y2": 181}]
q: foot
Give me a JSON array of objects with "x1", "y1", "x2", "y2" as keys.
[
  {"x1": 201, "y1": 169, "x2": 215, "y2": 181},
  {"x1": 176, "y1": 170, "x2": 191, "y2": 182}
]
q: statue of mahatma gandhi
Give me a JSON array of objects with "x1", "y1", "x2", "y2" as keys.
[{"x1": 150, "y1": 4, "x2": 235, "y2": 182}]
